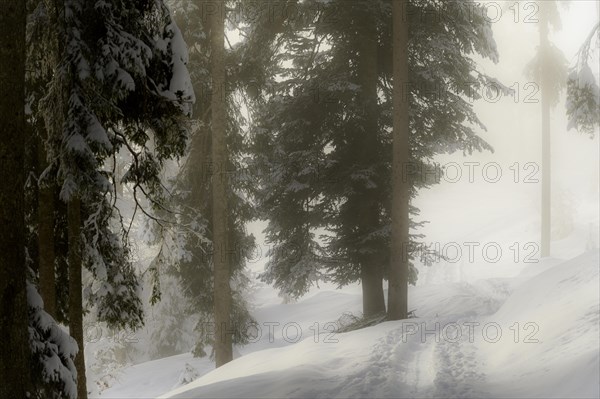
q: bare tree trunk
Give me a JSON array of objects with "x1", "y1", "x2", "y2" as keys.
[
  {"x1": 68, "y1": 197, "x2": 87, "y2": 398},
  {"x1": 361, "y1": 265, "x2": 385, "y2": 318},
  {"x1": 0, "y1": 1, "x2": 30, "y2": 396},
  {"x1": 388, "y1": 0, "x2": 410, "y2": 321},
  {"x1": 38, "y1": 138, "x2": 57, "y2": 318},
  {"x1": 356, "y1": 2, "x2": 386, "y2": 318},
  {"x1": 540, "y1": 16, "x2": 551, "y2": 258},
  {"x1": 210, "y1": 0, "x2": 233, "y2": 367}
]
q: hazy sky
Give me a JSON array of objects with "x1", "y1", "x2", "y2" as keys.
[{"x1": 415, "y1": 0, "x2": 599, "y2": 267}]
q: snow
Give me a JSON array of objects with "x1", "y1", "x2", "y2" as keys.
[
  {"x1": 28, "y1": 282, "x2": 79, "y2": 399},
  {"x1": 155, "y1": 21, "x2": 195, "y2": 115},
  {"x1": 91, "y1": 147, "x2": 599, "y2": 398},
  {"x1": 116, "y1": 69, "x2": 135, "y2": 92},
  {"x1": 87, "y1": 5, "x2": 599, "y2": 392},
  {"x1": 481, "y1": 251, "x2": 600, "y2": 398},
  {"x1": 574, "y1": 64, "x2": 598, "y2": 90},
  {"x1": 153, "y1": 250, "x2": 598, "y2": 399},
  {"x1": 98, "y1": 353, "x2": 212, "y2": 399},
  {"x1": 96, "y1": 242, "x2": 599, "y2": 398},
  {"x1": 167, "y1": 22, "x2": 195, "y2": 105}
]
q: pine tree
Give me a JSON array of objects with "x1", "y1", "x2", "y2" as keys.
[
  {"x1": 566, "y1": 7, "x2": 599, "y2": 136},
  {"x1": 525, "y1": 1, "x2": 568, "y2": 257},
  {"x1": 67, "y1": 197, "x2": 87, "y2": 398},
  {"x1": 250, "y1": 0, "x2": 501, "y2": 316},
  {"x1": 22, "y1": 7, "x2": 79, "y2": 394},
  {"x1": 37, "y1": 135, "x2": 58, "y2": 318},
  {"x1": 209, "y1": 0, "x2": 234, "y2": 367},
  {"x1": 27, "y1": 280, "x2": 78, "y2": 399},
  {"x1": 0, "y1": 1, "x2": 31, "y2": 397},
  {"x1": 26, "y1": 0, "x2": 193, "y2": 394},
  {"x1": 26, "y1": 0, "x2": 66, "y2": 325},
  {"x1": 149, "y1": 0, "x2": 257, "y2": 363}
]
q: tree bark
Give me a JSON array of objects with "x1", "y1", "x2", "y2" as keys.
[
  {"x1": 68, "y1": 197, "x2": 87, "y2": 398},
  {"x1": 210, "y1": 0, "x2": 233, "y2": 367},
  {"x1": 0, "y1": 1, "x2": 30, "y2": 397},
  {"x1": 356, "y1": 1, "x2": 386, "y2": 318},
  {"x1": 38, "y1": 138, "x2": 57, "y2": 318},
  {"x1": 388, "y1": 0, "x2": 410, "y2": 320},
  {"x1": 361, "y1": 264, "x2": 386, "y2": 318}
]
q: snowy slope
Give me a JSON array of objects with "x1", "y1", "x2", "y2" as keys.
[
  {"x1": 98, "y1": 205, "x2": 599, "y2": 399},
  {"x1": 98, "y1": 353, "x2": 212, "y2": 399},
  {"x1": 156, "y1": 251, "x2": 599, "y2": 399},
  {"x1": 97, "y1": 168, "x2": 599, "y2": 399},
  {"x1": 480, "y1": 251, "x2": 600, "y2": 398}
]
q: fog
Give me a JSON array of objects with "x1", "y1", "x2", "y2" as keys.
[
  {"x1": 106, "y1": 2, "x2": 600, "y2": 397},
  {"x1": 13, "y1": 1, "x2": 597, "y2": 397},
  {"x1": 247, "y1": 1, "x2": 600, "y2": 275}
]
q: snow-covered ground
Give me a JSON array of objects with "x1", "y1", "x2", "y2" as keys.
[
  {"x1": 85, "y1": 3, "x2": 600, "y2": 396},
  {"x1": 98, "y1": 249, "x2": 599, "y2": 399},
  {"x1": 96, "y1": 175, "x2": 599, "y2": 398}
]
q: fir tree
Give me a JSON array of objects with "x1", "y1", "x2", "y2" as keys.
[
  {"x1": 148, "y1": 0, "x2": 257, "y2": 362},
  {"x1": 27, "y1": 0, "x2": 193, "y2": 395},
  {"x1": 566, "y1": 14, "x2": 599, "y2": 136},
  {"x1": 250, "y1": 0, "x2": 502, "y2": 316},
  {"x1": 0, "y1": 1, "x2": 31, "y2": 397},
  {"x1": 388, "y1": 0, "x2": 410, "y2": 321},
  {"x1": 27, "y1": 280, "x2": 78, "y2": 399},
  {"x1": 524, "y1": 0, "x2": 568, "y2": 258}
]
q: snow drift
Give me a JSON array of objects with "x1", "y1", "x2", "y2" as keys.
[{"x1": 159, "y1": 251, "x2": 599, "y2": 398}]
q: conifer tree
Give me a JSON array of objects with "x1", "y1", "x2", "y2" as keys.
[
  {"x1": 389, "y1": 0, "x2": 410, "y2": 321},
  {"x1": 525, "y1": 1, "x2": 568, "y2": 257},
  {"x1": 566, "y1": 8, "x2": 599, "y2": 135},
  {"x1": 209, "y1": 0, "x2": 234, "y2": 367},
  {"x1": 148, "y1": 0, "x2": 257, "y2": 363},
  {"x1": 27, "y1": 0, "x2": 193, "y2": 394},
  {"x1": 250, "y1": 0, "x2": 501, "y2": 316},
  {"x1": 0, "y1": 1, "x2": 31, "y2": 396}
]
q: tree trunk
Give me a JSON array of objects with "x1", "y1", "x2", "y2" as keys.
[
  {"x1": 38, "y1": 139, "x2": 57, "y2": 318},
  {"x1": 68, "y1": 197, "x2": 87, "y2": 399},
  {"x1": 54, "y1": 199, "x2": 70, "y2": 324},
  {"x1": 540, "y1": 16, "x2": 551, "y2": 258},
  {"x1": 361, "y1": 264, "x2": 386, "y2": 318},
  {"x1": 388, "y1": 0, "x2": 410, "y2": 321},
  {"x1": 0, "y1": 1, "x2": 30, "y2": 396},
  {"x1": 356, "y1": 1, "x2": 386, "y2": 318},
  {"x1": 210, "y1": 0, "x2": 233, "y2": 367}
]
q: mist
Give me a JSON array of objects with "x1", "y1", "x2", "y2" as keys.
[{"x1": 2, "y1": 1, "x2": 598, "y2": 398}]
